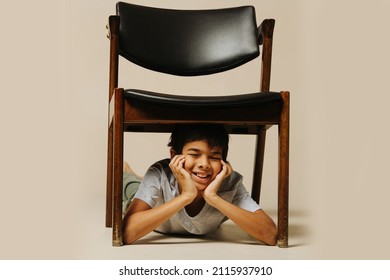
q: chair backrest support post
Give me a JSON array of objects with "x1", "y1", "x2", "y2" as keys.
[
  {"x1": 259, "y1": 19, "x2": 275, "y2": 92},
  {"x1": 108, "y1": 15, "x2": 120, "y2": 101}
]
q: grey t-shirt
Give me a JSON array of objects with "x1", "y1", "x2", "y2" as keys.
[{"x1": 134, "y1": 159, "x2": 261, "y2": 235}]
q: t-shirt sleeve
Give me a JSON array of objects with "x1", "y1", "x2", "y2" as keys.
[
  {"x1": 133, "y1": 165, "x2": 163, "y2": 208},
  {"x1": 232, "y1": 179, "x2": 262, "y2": 212}
]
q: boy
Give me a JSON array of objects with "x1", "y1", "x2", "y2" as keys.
[{"x1": 122, "y1": 124, "x2": 277, "y2": 245}]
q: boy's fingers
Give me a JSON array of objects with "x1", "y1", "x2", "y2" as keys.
[
  {"x1": 170, "y1": 155, "x2": 190, "y2": 180},
  {"x1": 170, "y1": 155, "x2": 184, "y2": 168},
  {"x1": 220, "y1": 160, "x2": 233, "y2": 177}
]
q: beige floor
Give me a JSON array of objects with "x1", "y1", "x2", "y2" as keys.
[
  {"x1": 80, "y1": 198, "x2": 313, "y2": 260},
  {"x1": 2, "y1": 169, "x2": 388, "y2": 260},
  {"x1": 100, "y1": 224, "x2": 309, "y2": 260}
]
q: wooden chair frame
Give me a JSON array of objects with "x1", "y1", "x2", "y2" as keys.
[{"x1": 105, "y1": 6, "x2": 289, "y2": 248}]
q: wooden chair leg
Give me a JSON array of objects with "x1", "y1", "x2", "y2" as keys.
[
  {"x1": 251, "y1": 127, "x2": 266, "y2": 203},
  {"x1": 105, "y1": 123, "x2": 113, "y2": 228},
  {"x1": 277, "y1": 91, "x2": 289, "y2": 248},
  {"x1": 112, "y1": 88, "x2": 124, "y2": 246}
]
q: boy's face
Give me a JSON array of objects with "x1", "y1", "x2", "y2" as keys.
[{"x1": 176, "y1": 140, "x2": 223, "y2": 191}]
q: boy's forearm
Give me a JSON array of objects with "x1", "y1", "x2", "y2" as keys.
[
  {"x1": 206, "y1": 196, "x2": 277, "y2": 245},
  {"x1": 123, "y1": 195, "x2": 193, "y2": 244}
]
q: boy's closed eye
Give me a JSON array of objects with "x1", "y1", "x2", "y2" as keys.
[
  {"x1": 210, "y1": 156, "x2": 222, "y2": 161},
  {"x1": 187, "y1": 153, "x2": 221, "y2": 160},
  {"x1": 187, "y1": 153, "x2": 200, "y2": 158}
]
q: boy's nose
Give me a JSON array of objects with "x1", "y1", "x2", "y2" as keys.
[{"x1": 197, "y1": 155, "x2": 210, "y2": 169}]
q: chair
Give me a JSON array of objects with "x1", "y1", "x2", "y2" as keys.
[{"x1": 106, "y1": 1, "x2": 289, "y2": 247}]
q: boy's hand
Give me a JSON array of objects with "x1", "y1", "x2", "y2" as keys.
[
  {"x1": 202, "y1": 160, "x2": 233, "y2": 206},
  {"x1": 169, "y1": 155, "x2": 198, "y2": 202}
]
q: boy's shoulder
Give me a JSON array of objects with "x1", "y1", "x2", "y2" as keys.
[
  {"x1": 218, "y1": 171, "x2": 244, "y2": 192},
  {"x1": 145, "y1": 158, "x2": 172, "y2": 178},
  {"x1": 141, "y1": 158, "x2": 174, "y2": 189},
  {"x1": 226, "y1": 170, "x2": 243, "y2": 183},
  {"x1": 150, "y1": 158, "x2": 171, "y2": 171}
]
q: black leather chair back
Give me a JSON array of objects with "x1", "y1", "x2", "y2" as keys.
[{"x1": 116, "y1": 2, "x2": 260, "y2": 76}]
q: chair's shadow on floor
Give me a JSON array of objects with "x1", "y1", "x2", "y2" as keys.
[{"x1": 133, "y1": 209, "x2": 309, "y2": 248}]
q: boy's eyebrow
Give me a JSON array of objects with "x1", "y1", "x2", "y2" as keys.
[
  {"x1": 186, "y1": 148, "x2": 203, "y2": 153},
  {"x1": 187, "y1": 148, "x2": 200, "y2": 152}
]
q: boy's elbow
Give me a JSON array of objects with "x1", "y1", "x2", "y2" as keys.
[
  {"x1": 122, "y1": 228, "x2": 138, "y2": 245},
  {"x1": 258, "y1": 219, "x2": 277, "y2": 246},
  {"x1": 123, "y1": 236, "x2": 135, "y2": 245},
  {"x1": 122, "y1": 220, "x2": 138, "y2": 245},
  {"x1": 263, "y1": 225, "x2": 278, "y2": 246}
]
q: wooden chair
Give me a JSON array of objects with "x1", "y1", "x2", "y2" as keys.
[{"x1": 106, "y1": 2, "x2": 289, "y2": 247}]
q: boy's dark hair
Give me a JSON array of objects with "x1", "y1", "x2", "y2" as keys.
[{"x1": 168, "y1": 124, "x2": 229, "y2": 160}]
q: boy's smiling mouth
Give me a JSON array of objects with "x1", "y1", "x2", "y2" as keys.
[
  {"x1": 191, "y1": 172, "x2": 211, "y2": 184},
  {"x1": 194, "y1": 172, "x2": 209, "y2": 178}
]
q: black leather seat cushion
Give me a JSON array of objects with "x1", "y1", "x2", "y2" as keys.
[{"x1": 124, "y1": 89, "x2": 281, "y2": 109}]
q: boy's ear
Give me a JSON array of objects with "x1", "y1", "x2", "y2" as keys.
[{"x1": 170, "y1": 148, "x2": 177, "y2": 159}]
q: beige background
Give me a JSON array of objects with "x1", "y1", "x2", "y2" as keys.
[{"x1": 1, "y1": 0, "x2": 389, "y2": 259}]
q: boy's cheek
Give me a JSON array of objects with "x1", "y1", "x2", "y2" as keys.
[
  {"x1": 183, "y1": 164, "x2": 192, "y2": 174},
  {"x1": 183, "y1": 158, "x2": 192, "y2": 170}
]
